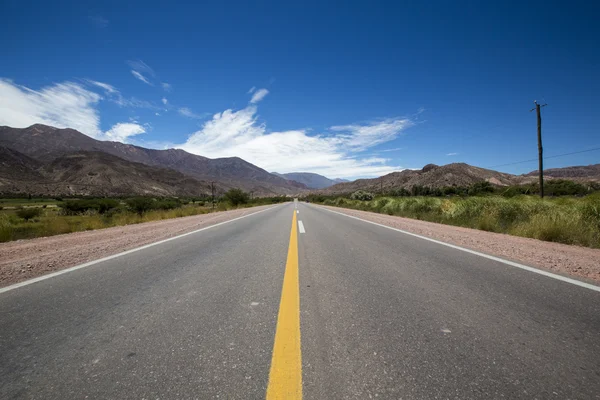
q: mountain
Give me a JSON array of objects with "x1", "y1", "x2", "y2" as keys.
[
  {"x1": 0, "y1": 147, "x2": 223, "y2": 197},
  {"x1": 0, "y1": 124, "x2": 307, "y2": 196},
  {"x1": 318, "y1": 163, "x2": 532, "y2": 194},
  {"x1": 272, "y1": 172, "x2": 345, "y2": 189},
  {"x1": 525, "y1": 164, "x2": 600, "y2": 182}
]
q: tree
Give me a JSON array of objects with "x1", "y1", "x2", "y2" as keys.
[
  {"x1": 16, "y1": 207, "x2": 42, "y2": 221},
  {"x1": 224, "y1": 188, "x2": 249, "y2": 206},
  {"x1": 126, "y1": 197, "x2": 155, "y2": 216}
]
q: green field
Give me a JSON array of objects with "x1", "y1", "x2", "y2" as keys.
[
  {"x1": 313, "y1": 194, "x2": 600, "y2": 249},
  {"x1": 0, "y1": 192, "x2": 288, "y2": 243}
]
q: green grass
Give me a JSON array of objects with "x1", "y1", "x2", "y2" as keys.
[{"x1": 319, "y1": 194, "x2": 600, "y2": 248}]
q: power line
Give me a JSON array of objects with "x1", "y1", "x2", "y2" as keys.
[{"x1": 486, "y1": 146, "x2": 600, "y2": 169}]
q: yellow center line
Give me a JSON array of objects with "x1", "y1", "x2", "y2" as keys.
[{"x1": 266, "y1": 211, "x2": 302, "y2": 399}]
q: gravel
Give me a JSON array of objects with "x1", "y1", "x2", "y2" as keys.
[
  {"x1": 319, "y1": 205, "x2": 600, "y2": 284},
  {"x1": 0, "y1": 205, "x2": 277, "y2": 288}
]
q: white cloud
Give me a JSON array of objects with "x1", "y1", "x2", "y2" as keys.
[
  {"x1": 446, "y1": 152, "x2": 458, "y2": 156},
  {"x1": 178, "y1": 107, "x2": 206, "y2": 119},
  {"x1": 379, "y1": 147, "x2": 403, "y2": 152},
  {"x1": 103, "y1": 123, "x2": 146, "y2": 142},
  {"x1": 131, "y1": 70, "x2": 152, "y2": 85},
  {"x1": 83, "y1": 80, "x2": 158, "y2": 110},
  {"x1": 155, "y1": 112, "x2": 160, "y2": 116},
  {"x1": 329, "y1": 118, "x2": 413, "y2": 151},
  {"x1": 178, "y1": 104, "x2": 413, "y2": 178},
  {"x1": 247, "y1": 86, "x2": 256, "y2": 94},
  {"x1": 250, "y1": 88, "x2": 269, "y2": 104},
  {"x1": 85, "y1": 80, "x2": 118, "y2": 94},
  {"x1": 162, "y1": 97, "x2": 168, "y2": 105},
  {"x1": 127, "y1": 60, "x2": 155, "y2": 77},
  {"x1": 161, "y1": 82, "x2": 172, "y2": 92},
  {"x1": 0, "y1": 79, "x2": 146, "y2": 143},
  {"x1": 0, "y1": 78, "x2": 102, "y2": 136}
]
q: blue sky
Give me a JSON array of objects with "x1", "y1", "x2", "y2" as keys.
[{"x1": 1, "y1": 0, "x2": 598, "y2": 178}]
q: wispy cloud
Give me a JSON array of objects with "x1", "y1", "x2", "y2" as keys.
[
  {"x1": 329, "y1": 118, "x2": 413, "y2": 151},
  {"x1": 178, "y1": 107, "x2": 206, "y2": 119},
  {"x1": 446, "y1": 152, "x2": 459, "y2": 156},
  {"x1": 127, "y1": 60, "x2": 155, "y2": 77},
  {"x1": 85, "y1": 79, "x2": 118, "y2": 94},
  {"x1": 131, "y1": 70, "x2": 152, "y2": 86},
  {"x1": 161, "y1": 82, "x2": 172, "y2": 92},
  {"x1": 250, "y1": 88, "x2": 269, "y2": 104},
  {"x1": 379, "y1": 147, "x2": 403, "y2": 152},
  {"x1": 247, "y1": 86, "x2": 256, "y2": 94},
  {"x1": 0, "y1": 78, "x2": 146, "y2": 143},
  {"x1": 162, "y1": 97, "x2": 168, "y2": 105},
  {"x1": 89, "y1": 16, "x2": 109, "y2": 28},
  {"x1": 178, "y1": 102, "x2": 414, "y2": 178}
]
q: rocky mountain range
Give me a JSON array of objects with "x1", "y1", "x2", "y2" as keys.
[
  {"x1": 272, "y1": 172, "x2": 348, "y2": 189},
  {"x1": 317, "y1": 162, "x2": 600, "y2": 195},
  {"x1": 0, "y1": 124, "x2": 306, "y2": 196},
  {"x1": 0, "y1": 146, "x2": 224, "y2": 197},
  {"x1": 1, "y1": 124, "x2": 598, "y2": 198}
]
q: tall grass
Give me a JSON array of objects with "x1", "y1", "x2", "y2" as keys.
[
  {"x1": 0, "y1": 201, "x2": 276, "y2": 243},
  {"x1": 321, "y1": 194, "x2": 600, "y2": 248}
]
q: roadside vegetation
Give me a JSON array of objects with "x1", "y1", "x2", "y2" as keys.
[
  {"x1": 305, "y1": 180, "x2": 600, "y2": 249},
  {"x1": 0, "y1": 190, "x2": 288, "y2": 243}
]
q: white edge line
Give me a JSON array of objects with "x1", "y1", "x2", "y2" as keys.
[
  {"x1": 298, "y1": 220, "x2": 306, "y2": 234},
  {"x1": 314, "y1": 205, "x2": 600, "y2": 293},
  {"x1": 0, "y1": 205, "x2": 282, "y2": 295}
]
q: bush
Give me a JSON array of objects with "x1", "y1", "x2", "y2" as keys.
[
  {"x1": 350, "y1": 190, "x2": 374, "y2": 201},
  {"x1": 61, "y1": 199, "x2": 120, "y2": 215},
  {"x1": 154, "y1": 199, "x2": 181, "y2": 210},
  {"x1": 126, "y1": 197, "x2": 155, "y2": 216},
  {"x1": 224, "y1": 188, "x2": 249, "y2": 206},
  {"x1": 16, "y1": 207, "x2": 43, "y2": 221}
]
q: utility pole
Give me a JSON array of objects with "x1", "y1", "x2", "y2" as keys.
[
  {"x1": 211, "y1": 181, "x2": 216, "y2": 210},
  {"x1": 250, "y1": 191, "x2": 254, "y2": 201},
  {"x1": 530, "y1": 101, "x2": 547, "y2": 198}
]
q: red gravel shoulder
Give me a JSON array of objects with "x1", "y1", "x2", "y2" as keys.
[
  {"x1": 319, "y1": 205, "x2": 600, "y2": 284},
  {"x1": 0, "y1": 205, "x2": 277, "y2": 288}
]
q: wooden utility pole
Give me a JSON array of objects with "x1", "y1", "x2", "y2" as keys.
[
  {"x1": 211, "y1": 181, "x2": 216, "y2": 210},
  {"x1": 531, "y1": 101, "x2": 547, "y2": 198}
]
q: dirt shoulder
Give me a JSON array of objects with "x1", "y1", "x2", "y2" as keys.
[
  {"x1": 319, "y1": 204, "x2": 600, "y2": 284},
  {"x1": 0, "y1": 205, "x2": 277, "y2": 288}
]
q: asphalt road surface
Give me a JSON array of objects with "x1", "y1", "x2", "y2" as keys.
[{"x1": 1, "y1": 203, "x2": 599, "y2": 399}]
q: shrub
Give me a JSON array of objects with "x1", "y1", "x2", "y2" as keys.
[
  {"x1": 16, "y1": 207, "x2": 43, "y2": 221},
  {"x1": 126, "y1": 197, "x2": 155, "y2": 216},
  {"x1": 154, "y1": 199, "x2": 181, "y2": 210},
  {"x1": 61, "y1": 199, "x2": 119, "y2": 215},
  {"x1": 350, "y1": 190, "x2": 374, "y2": 201},
  {"x1": 224, "y1": 188, "x2": 249, "y2": 206}
]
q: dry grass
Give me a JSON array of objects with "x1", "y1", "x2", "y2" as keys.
[{"x1": 321, "y1": 194, "x2": 600, "y2": 248}]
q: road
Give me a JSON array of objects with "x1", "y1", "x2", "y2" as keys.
[{"x1": 1, "y1": 202, "x2": 599, "y2": 399}]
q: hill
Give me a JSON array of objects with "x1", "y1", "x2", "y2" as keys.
[
  {"x1": 318, "y1": 163, "x2": 532, "y2": 194},
  {"x1": 0, "y1": 147, "x2": 224, "y2": 197},
  {"x1": 0, "y1": 124, "x2": 307, "y2": 195},
  {"x1": 272, "y1": 172, "x2": 344, "y2": 189},
  {"x1": 525, "y1": 164, "x2": 600, "y2": 182}
]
